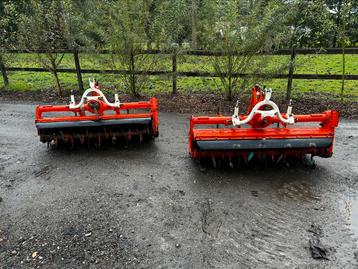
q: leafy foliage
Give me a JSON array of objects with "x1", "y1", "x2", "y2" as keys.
[
  {"x1": 91, "y1": 0, "x2": 162, "y2": 96},
  {"x1": 208, "y1": 0, "x2": 291, "y2": 99},
  {"x1": 0, "y1": 0, "x2": 357, "y2": 97},
  {"x1": 17, "y1": 0, "x2": 84, "y2": 94}
]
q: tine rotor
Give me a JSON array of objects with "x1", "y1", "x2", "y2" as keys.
[
  {"x1": 103, "y1": 127, "x2": 108, "y2": 139},
  {"x1": 211, "y1": 157, "x2": 217, "y2": 168},
  {"x1": 124, "y1": 137, "x2": 129, "y2": 149},
  {"x1": 95, "y1": 135, "x2": 101, "y2": 149},
  {"x1": 128, "y1": 128, "x2": 132, "y2": 141},
  {"x1": 283, "y1": 156, "x2": 290, "y2": 168},
  {"x1": 304, "y1": 154, "x2": 316, "y2": 169},
  {"x1": 199, "y1": 158, "x2": 206, "y2": 172},
  {"x1": 248, "y1": 152, "x2": 254, "y2": 163},
  {"x1": 70, "y1": 136, "x2": 74, "y2": 150},
  {"x1": 275, "y1": 154, "x2": 283, "y2": 166},
  {"x1": 217, "y1": 157, "x2": 222, "y2": 169},
  {"x1": 38, "y1": 122, "x2": 154, "y2": 149},
  {"x1": 228, "y1": 157, "x2": 234, "y2": 169},
  {"x1": 80, "y1": 134, "x2": 85, "y2": 145},
  {"x1": 59, "y1": 130, "x2": 65, "y2": 142}
]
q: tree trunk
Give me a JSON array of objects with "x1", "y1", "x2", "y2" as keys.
[
  {"x1": 249, "y1": 0, "x2": 254, "y2": 9},
  {"x1": 333, "y1": 0, "x2": 343, "y2": 48},
  {"x1": 0, "y1": 55, "x2": 9, "y2": 88},
  {"x1": 53, "y1": 68, "x2": 62, "y2": 96},
  {"x1": 340, "y1": 0, "x2": 347, "y2": 102},
  {"x1": 227, "y1": 77, "x2": 233, "y2": 101},
  {"x1": 341, "y1": 46, "x2": 345, "y2": 102},
  {"x1": 50, "y1": 58, "x2": 62, "y2": 95},
  {"x1": 129, "y1": 49, "x2": 138, "y2": 97},
  {"x1": 147, "y1": 40, "x2": 152, "y2": 50},
  {"x1": 227, "y1": 55, "x2": 233, "y2": 100},
  {"x1": 191, "y1": 0, "x2": 197, "y2": 49}
]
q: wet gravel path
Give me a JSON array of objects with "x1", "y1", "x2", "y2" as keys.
[{"x1": 0, "y1": 102, "x2": 358, "y2": 268}]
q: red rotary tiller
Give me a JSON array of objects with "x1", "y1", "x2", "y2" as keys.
[
  {"x1": 189, "y1": 85, "x2": 339, "y2": 167},
  {"x1": 35, "y1": 79, "x2": 159, "y2": 147}
]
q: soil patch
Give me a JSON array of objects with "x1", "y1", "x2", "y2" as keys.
[{"x1": 0, "y1": 88, "x2": 357, "y2": 119}]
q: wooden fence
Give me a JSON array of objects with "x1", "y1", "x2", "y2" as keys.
[{"x1": 1, "y1": 47, "x2": 358, "y2": 99}]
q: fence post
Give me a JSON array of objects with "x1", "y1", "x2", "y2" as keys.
[
  {"x1": 286, "y1": 46, "x2": 296, "y2": 100},
  {"x1": 0, "y1": 56, "x2": 9, "y2": 87},
  {"x1": 172, "y1": 49, "x2": 177, "y2": 95},
  {"x1": 73, "y1": 46, "x2": 84, "y2": 92}
]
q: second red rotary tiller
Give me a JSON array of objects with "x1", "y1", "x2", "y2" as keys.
[{"x1": 189, "y1": 85, "x2": 339, "y2": 168}]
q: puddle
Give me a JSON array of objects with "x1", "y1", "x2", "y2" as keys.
[{"x1": 276, "y1": 182, "x2": 321, "y2": 202}]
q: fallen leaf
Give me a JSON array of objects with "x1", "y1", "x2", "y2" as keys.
[{"x1": 85, "y1": 232, "x2": 92, "y2": 237}]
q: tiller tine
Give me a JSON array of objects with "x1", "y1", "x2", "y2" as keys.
[
  {"x1": 35, "y1": 79, "x2": 159, "y2": 147},
  {"x1": 189, "y1": 85, "x2": 339, "y2": 167}
]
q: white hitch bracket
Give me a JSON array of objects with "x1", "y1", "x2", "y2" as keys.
[
  {"x1": 69, "y1": 79, "x2": 121, "y2": 109},
  {"x1": 232, "y1": 88, "x2": 295, "y2": 126}
]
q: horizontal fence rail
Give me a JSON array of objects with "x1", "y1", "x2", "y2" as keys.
[
  {"x1": 1, "y1": 47, "x2": 357, "y2": 99},
  {"x1": 4, "y1": 47, "x2": 358, "y2": 55},
  {"x1": 6, "y1": 67, "x2": 358, "y2": 80}
]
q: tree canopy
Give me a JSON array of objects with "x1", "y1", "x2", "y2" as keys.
[
  {"x1": 0, "y1": 0, "x2": 356, "y2": 97},
  {"x1": 0, "y1": 0, "x2": 357, "y2": 51}
]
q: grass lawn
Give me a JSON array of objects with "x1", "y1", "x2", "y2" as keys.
[{"x1": 0, "y1": 52, "x2": 357, "y2": 99}]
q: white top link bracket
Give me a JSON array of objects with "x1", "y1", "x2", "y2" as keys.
[
  {"x1": 232, "y1": 88, "x2": 295, "y2": 127},
  {"x1": 69, "y1": 79, "x2": 120, "y2": 109}
]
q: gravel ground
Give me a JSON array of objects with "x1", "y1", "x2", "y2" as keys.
[{"x1": 0, "y1": 102, "x2": 358, "y2": 268}]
